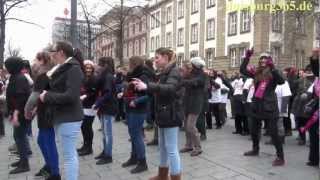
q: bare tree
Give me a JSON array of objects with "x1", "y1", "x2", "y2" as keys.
[
  {"x1": 6, "y1": 40, "x2": 22, "y2": 58},
  {"x1": 0, "y1": 0, "x2": 42, "y2": 68}
]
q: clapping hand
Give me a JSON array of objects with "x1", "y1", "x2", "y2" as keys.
[
  {"x1": 131, "y1": 78, "x2": 147, "y2": 91},
  {"x1": 245, "y1": 47, "x2": 254, "y2": 59}
]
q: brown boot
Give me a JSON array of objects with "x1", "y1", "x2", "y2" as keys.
[
  {"x1": 149, "y1": 167, "x2": 169, "y2": 180},
  {"x1": 170, "y1": 174, "x2": 181, "y2": 180}
]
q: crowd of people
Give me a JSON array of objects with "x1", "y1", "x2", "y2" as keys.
[{"x1": 0, "y1": 41, "x2": 318, "y2": 180}]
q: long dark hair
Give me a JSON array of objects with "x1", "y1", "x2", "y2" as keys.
[
  {"x1": 98, "y1": 56, "x2": 115, "y2": 74},
  {"x1": 73, "y1": 48, "x2": 85, "y2": 72}
]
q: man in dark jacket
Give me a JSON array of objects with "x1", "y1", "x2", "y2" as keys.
[
  {"x1": 40, "y1": 41, "x2": 84, "y2": 180},
  {"x1": 5, "y1": 57, "x2": 31, "y2": 174}
]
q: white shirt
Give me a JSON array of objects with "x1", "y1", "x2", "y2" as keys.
[
  {"x1": 232, "y1": 78, "x2": 244, "y2": 95},
  {"x1": 209, "y1": 77, "x2": 222, "y2": 103},
  {"x1": 275, "y1": 81, "x2": 292, "y2": 117},
  {"x1": 220, "y1": 83, "x2": 229, "y2": 104},
  {"x1": 243, "y1": 78, "x2": 254, "y2": 103}
]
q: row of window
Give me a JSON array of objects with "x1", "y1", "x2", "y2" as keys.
[
  {"x1": 151, "y1": 0, "x2": 216, "y2": 29},
  {"x1": 124, "y1": 20, "x2": 145, "y2": 38},
  {"x1": 123, "y1": 39, "x2": 146, "y2": 57}
]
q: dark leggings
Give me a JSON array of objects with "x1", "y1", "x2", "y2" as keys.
[
  {"x1": 250, "y1": 117, "x2": 284, "y2": 159},
  {"x1": 0, "y1": 112, "x2": 4, "y2": 135},
  {"x1": 308, "y1": 121, "x2": 319, "y2": 164},
  {"x1": 81, "y1": 115, "x2": 95, "y2": 146}
]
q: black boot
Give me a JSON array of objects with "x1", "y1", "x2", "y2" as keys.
[
  {"x1": 9, "y1": 159, "x2": 30, "y2": 174},
  {"x1": 243, "y1": 149, "x2": 259, "y2": 156},
  {"x1": 130, "y1": 158, "x2": 148, "y2": 174},
  {"x1": 96, "y1": 156, "x2": 113, "y2": 165},
  {"x1": 78, "y1": 146, "x2": 93, "y2": 156},
  {"x1": 77, "y1": 143, "x2": 86, "y2": 153},
  {"x1": 11, "y1": 160, "x2": 21, "y2": 167},
  {"x1": 46, "y1": 174, "x2": 61, "y2": 180},
  {"x1": 122, "y1": 155, "x2": 137, "y2": 167},
  {"x1": 35, "y1": 165, "x2": 51, "y2": 177},
  {"x1": 94, "y1": 151, "x2": 104, "y2": 159}
]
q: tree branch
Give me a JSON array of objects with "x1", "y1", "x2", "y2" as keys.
[
  {"x1": 5, "y1": 17, "x2": 44, "y2": 28},
  {"x1": 4, "y1": 0, "x2": 27, "y2": 16}
]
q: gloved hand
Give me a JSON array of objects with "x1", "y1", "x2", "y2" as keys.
[
  {"x1": 265, "y1": 56, "x2": 274, "y2": 69},
  {"x1": 246, "y1": 64, "x2": 256, "y2": 76},
  {"x1": 245, "y1": 48, "x2": 254, "y2": 59}
]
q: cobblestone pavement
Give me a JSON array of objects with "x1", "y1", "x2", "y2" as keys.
[{"x1": 0, "y1": 116, "x2": 319, "y2": 180}]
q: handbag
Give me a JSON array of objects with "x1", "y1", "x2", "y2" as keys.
[{"x1": 302, "y1": 98, "x2": 318, "y2": 118}]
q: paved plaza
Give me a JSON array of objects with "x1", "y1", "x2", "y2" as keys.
[{"x1": 0, "y1": 116, "x2": 319, "y2": 180}]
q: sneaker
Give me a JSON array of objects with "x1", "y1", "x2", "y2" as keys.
[
  {"x1": 272, "y1": 158, "x2": 285, "y2": 166},
  {"x1": 11, "y1": 160, "x2": 21, "y2": 167},
  {"x1": 78, "y1": 147, "x2": 93, "y2": 156},
  {"x1": 35, "y1": 166, "x2": 51, "y2": 177},
  {"x1": 45, "y1": 175, "x2": 61, "y2": 180}
]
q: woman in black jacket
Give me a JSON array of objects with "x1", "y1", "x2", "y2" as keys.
[
  {"x1": 5, "y1": 57, "x2": 32, "y2": 174},
  {"x1": 121, "y1": 56, "x2": 152, "y2": 173},
  {"x1": 39, "y1": 41, "x2": 84, "y2": 180},
  {"x1": 25, "y1": 51, "x2": 61, "y2": 180},
  {"x1": 240, "y1": 48, "x2": 285, "y2": 166},
  {"x1": 93, "y1": 57, "x2": 118, "y2": 165},
  {"x1": 77, "y1": 60, "x2": 98, "y2": 156},
  {"x1": 132, "y1": 48, "x2": 182, "y2": 180},
  {"x1": 179, "y1": 57, "x2": 206, "y2": 156}
]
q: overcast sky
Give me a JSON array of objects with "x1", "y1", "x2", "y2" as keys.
[{"x1": 6, "y1": 0, "x2": 146, "y2": 61}]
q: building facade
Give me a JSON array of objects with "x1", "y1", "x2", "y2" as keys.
[
  {"x1": 147, "y1": 0, "x2": 314, "y2": 71},
  {"x1": 52, "y1": 17, "x2": 100, "y2": 60},
  {"x1": 95, "y1": 7, "x2": 148, "y2": 65}
]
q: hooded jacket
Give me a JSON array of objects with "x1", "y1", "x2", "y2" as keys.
[
  {"x1": 125, "y1": 65, "x2": 154, "y2": 113},
  {"x1": 5, "y1": 57, "x2": 31, "y2": 126}
]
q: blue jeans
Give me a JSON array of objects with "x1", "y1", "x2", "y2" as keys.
[
  {"x1": 37, "y1": 128, "x2": 59, "y2": 175},
  {"x1": 158, "y1": 127, "x2": 181, "y2": 175},
  {"x1": 101, "y1": 114, "x2": 113, "y2": 157},
  {"x1": 127, "y1": 113, "x2": 146, "y2": 160},
  {"x1": 13, "y1": 122, "x2": 31, "y2": 160},
  {"x1": 56, "y1": 121, "x2": 81, "y2": 180}
]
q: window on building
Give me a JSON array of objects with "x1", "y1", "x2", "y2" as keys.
[
  {"x1": 139, "y1": 21, "x2": 142, "y2": 32},
  {"x1": 228, "y1": 12, "x2": 237, "y2": 36},
  {"x1": 295, "y1": 15, "x2": 305, "y2": 34},
  {"x1": 167, "y1": 6, "x2": 172, "y2": 23},
  {"x1": 230, "y1": 48, "x2": 237, "y2": 67},
  {"x1": 178, "y1": 1, "x2": 184, "y2": 18},
  {"x1": 191, "y1": 23, "x2": 198, "y2": 43},
  {"x1": 166, "y1": 32, "x2": 172, "y2": 48},
  {"x1": 177, "y1": 53, "x2": 184, "y2": 67},
  {"x1": 156, "y1": 35, "x2": 160, "y2": 49},
  {"x1": 207, "y1": 0, "x2": 215, "y2": 8},
  {"x1": 177, "y1": 28, "x2": 184, "y2": 46},
  {"x1": 206, "y1": 48, "x2": 214, "y2": 69},
  {"x1": 238, "y1": 47, "x2": 246, "y2": 66},
  {"x1": 317, "y1": 17, "x2": 320, "y2": 40},
  {"x1": 191, "y1": 0, "x2": 199, "y2": 14},
  {"x1": 272, "y1": 11, "x2": 282, "y2": 32},
  {"x1": 151, "y1": 37, "x2": 155, "y2": 52},
  {"x1": 300, "y1": 50, "x2": 305, "y2": 69},
  {"x1": 190, "y1": 51, "x2": 198, "y2": 58},
  {"x1": 141, "y1": 38, "x2": 145, "y2": 55},
  {"x1": 156, "y1": 11, "x2": 160, "y2": 28},
  {"x1": 240, "y1": 9, "x2": 251, "y2": 33},
  {"x1": 135, "y1": 40, "x2": 139, "y2": 55},
  {"x1": 123, "y1": 44, "x2": 127, "y2": 57},
  {"x1": 271, "y1": 46, "x2": 281, "y2": 65},
  {"x1": 151, "y1": 14, "x2": 155, "y2": 29},
  {"x1": 207, "y1": 18, "x2": 215, "y2": 40},
  {"x1": 132, "y1": 24, "x2": 135, "y2": 35},
  {"x1": 295, "y1": 49, "x2": 299, "y2": 67}
]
